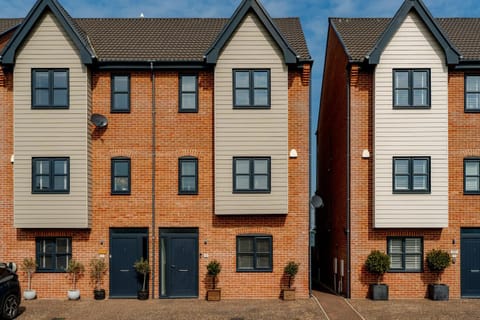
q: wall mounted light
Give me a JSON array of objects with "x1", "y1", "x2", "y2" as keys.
[
  {"x1": 289, "y1": 149, "x2": 298, "y2": 158},
  {"x1": 362, "y1": 149, "x2": 370, "y2": 159},
  {"x1": 450, "y1": 249, "x2": 458, "y2": 264}
]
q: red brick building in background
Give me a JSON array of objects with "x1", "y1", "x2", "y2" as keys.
[
  {"x1": 316, "y1": 0, "x2": 480, "y2": 299},
  {"x1": 0, "y1": 0, "x2": 312, "y2": 299}
]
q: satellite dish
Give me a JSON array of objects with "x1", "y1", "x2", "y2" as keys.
[
  {"x1": 310, "y1": 194, "x2": 324, "y2": 209},
  {"x1": 91, "y1": 113, "x2": 108, "y2": 128}
]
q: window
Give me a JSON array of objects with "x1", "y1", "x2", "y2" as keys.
[
  {"x1": 32, "y1": 69, "x2": 69, "y2": 109},
  {"x1": 393, "y1": 69, "x2": 430, "y2": 108},
  {"x1": 233, "y1": 69, "x2": 270, "y2": 108},
  {"x1": 36, "y1": 237, "x2": 72, "y2": 272},
  {"x1": 111, "y1": 74, "x2": 130, "y2": 112},
  {"x1": 236, "y1": 235, "x2": 272, "y2": 272},
  {"x1": 233, "y1": 157, "x2": 271, "y2": 193},
  {"x1": 464, "y1": 158, "x2": 480, "y2": 194},
  {"x1": 32, "y1": 158, "x2": 69, "y2": 193},
  {"x1": 393, "y1": 157, "x2": 430, "y2": 193},
  {"x1": 465, "y1": 75, "x2": 480, "y2": 111},
  {"x1": 179, "y1": 75, "x2": 198, "y2": 112},
  {"x1": 387, "y1": 237, "x2": 423, "y2": 272},
  {"x1": 178, "y1": 157, "x2": 198, "y2": 194},
  {"x1": 111, "y1": 158, "x2": 130, "y2": 194}
]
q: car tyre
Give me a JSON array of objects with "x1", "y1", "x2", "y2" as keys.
[{"x1": 1, "y1": 293, "x2": 19, "y2": 320}]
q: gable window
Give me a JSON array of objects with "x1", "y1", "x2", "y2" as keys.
[
  {"x1": 236, "y1": 235, "x2": 272, "y2": 272},
  {"x1": 233, "y1": 157, "x2": 270, "y2": 193},
  {"x1": 387, "y1": 237, "x2": 423, "y2": 272},
  {"x1": 111, "y1": 74, "x2": 130, "y2": 112},
  {"x1": 179, "y1": 157, "x2": 198, "y2": 194},
  {"x1": 465, "y1": 75, "x2": 480, "y2": 111},
  {"x1": 233, "y1": 69, "x2": 270, "y2": 108},
  {"x1": 393, "y1": 69, "x2": 430, "y2": 108},
  {"x1": 393, "y1": 157, "x2": 430, "y2": 193},
  {"x1": 111, "y1": 158, "x2": 131, "y2": 194},
  {"x1": 32, "y1": 69, "x2": 69, "y2": 109},
  {"x1": 32, "y1": 157, "x2": 69, "y2": 194},
  {"x1": 179, "y1": 75, "x2": 198, "y2": 112},
  {"x1": 36, "y1": 237, "x2": 72, "y2": 272},
  {"x1": 464, "y1": 158, "x2": 480, "y2": 194}
]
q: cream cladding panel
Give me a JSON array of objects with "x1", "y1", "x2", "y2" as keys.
[
  {"x1": 374, "y1": 13, "x2": 448, "y2": 228},
  {"x1": 14, "y1": 12, "x2": 89, "y2": 228},
  {"x1": 214, "y1": 13, "x2": 288, "y2": 215}
]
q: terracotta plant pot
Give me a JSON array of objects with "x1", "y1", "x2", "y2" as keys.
[
  {"x1": 207, "y1": 289, "x2": 221, "y2": 301},
  {"x1": 282, "y1": 288, "x2": 296, "y2": 301}
]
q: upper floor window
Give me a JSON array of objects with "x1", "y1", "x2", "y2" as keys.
[
  {"x1": 388, "y1": 237, "x2": 423, "y2": 272},
  {"x1": 233, "y1": 157, "x2": 271, "y2": 193},
  {"x1": 393, "y1": 69, "x2": 430, "y2": 108},
  {"x1": 32, "y1": 157, "x2": 69, "y2": 194},
  {"x1": 32, "y1": 69, "x2": 69, "y2": 109},
  {"x1": 465, "y1": 75, "x2": 480, "y2": 112},
  {"x1": 111, "y1": 74, "x2": 130, "y2": 112},
  {"x1": 179, "y1": 157, "x2": 198, "y2": 194},
  {"x1": 465, "y1": 158, "x2": 480, "y2": 194},
  {"x1": 111, "y1": 157, "x2": 130, "y2": 194},
  {"x1": 393, "y1": 157, "x2": 430, "y2": 193},
  {"x1": 233, "y1": 69, "x2": 270, "y2": 108},
  {"x1": 179, "y1": 75, "x2": 198, "y2": 112},
  {"x1": 36, "y1": 237, "x2": 72, "y2": 272},
  {"x1": 236, "y1": 235, "x2": 272, "y2": 272}
]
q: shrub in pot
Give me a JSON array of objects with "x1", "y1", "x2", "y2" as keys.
[
  {"x1": 206, "y1": 260, "x2": 221, "y2": 301},
  {"x1": 66, "y1": 259, "x2": 85, "y2": 300},
  {"x1": 282, "y1": 261, "x2": 299, "y2": 300},
  {"x1": 133, "y1": 258, "x2": 150, "y2": 300},
  {"x1": 365, "y1": 250, "x2": 390, "y2": 300},
  {"x1": 21, "y1": 257, "x2": 37, "y2": 300},
  {"x1": 426, "y1": 249, "x2": 451, "y2": 301},
  {"x1": 89, "y1": 257, "x2": 107, "y2": 300}
]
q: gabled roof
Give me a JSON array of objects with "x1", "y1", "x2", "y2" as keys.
[
  {"x1": 204, "y1": 0, "x2": 300, "y2": 64},
  {"x1": 1, "y1": 0, "x2": 95, "y2": 65},
  {"x1": 362, "y1": 0, "x2": 460, "y2": 65}
]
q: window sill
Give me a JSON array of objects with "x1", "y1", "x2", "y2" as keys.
[
  {"x1": 233, "y1": 190, "x2": 271, "y2": 194},
  {"x1": 110, "y1": 110, "x2": 131, "y2": 113},
  {"x1": 179, "y1": 109, "x2": 198, "y2": 113},
  {"x1": 111, "y1": 192, "x2": 131, "y2": 195},
  {"x1": 393, "y1": 106, "x2": 431, "y2": 110},
  {"x1": 236, "y1": 269, "x2": 273, "y2": 273},
  {"x1": 178, "y1": 192, "x2": 198, "y2": 195},
  {"x1": 32, "y1": 106, "x2": 69, "y2": 110},
  {"x1": 233, "y1": 106, "x2": 271, "y2": 110}
]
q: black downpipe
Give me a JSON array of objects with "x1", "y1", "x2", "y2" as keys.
[
  {"x1": 346, "y1": 65, "x2": 351, "y2": 298},
  {"x1": 150, "y1": 62, "x2": 156, "y2": 299},
  {"x1": 308, "y1": 63, "x2": 313, "y2": 296}
]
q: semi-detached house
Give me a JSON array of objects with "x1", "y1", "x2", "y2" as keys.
[
  {"x1": 316, "y1": 0, "x2": 480, "y2": 299},
  {"x1": 0, "y1": 0, "x2": 312, "y2": 299}
]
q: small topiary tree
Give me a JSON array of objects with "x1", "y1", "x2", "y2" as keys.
[
  {"x1": 134, "y1": 258, "x2": 150, "y2": 292},
  {"x1": 284, "y1": 261, "x2": 300, "y2": 289},
  {"x1": 89, "y1": 257, "x2": 107, "y2": 291},
  {"x1": 21, "y1": 257, "x2": 37, "y2": 292},
  {"x1": 365, "y1": 250, "x2": 390, "y2": 284},
  {"x1": 66, "y1": 259, "x2": 85, "y2": 290},
  {"x1": 426, "y1": 249, "x2": 451, "y2": 284},
  {"x1": 207, "y1": 260, "x2": 221, "y2": 290}
]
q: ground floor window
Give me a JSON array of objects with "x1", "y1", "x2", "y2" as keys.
[
  {"x1": 35, "y1": 237, "x2": 72, "y2": 272},
  {"x1": 236, "y1": 235, "x2": 272, "y2": 272},
  {"x1": 387, "y1": 237, "x2": 423, "y2": 272}
]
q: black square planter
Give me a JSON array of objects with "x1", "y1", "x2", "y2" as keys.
[
  {"x1": 370, "y1": 284, "x2": 388, "y2": 300},
  {"x1": 428, "y1": 284, "x2": 449, "y2": 301}
]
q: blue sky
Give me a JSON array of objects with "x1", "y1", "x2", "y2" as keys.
[{"x1": 2, "y1": 0, "x2": 480, "y2": 192}]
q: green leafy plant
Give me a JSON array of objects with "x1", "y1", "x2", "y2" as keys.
[
  {"x1": 365, "y1": 250, "x2": 390, "y2": 284},
  {"x1": 134, "y1": 258, "x2": 150, "y2": 292},
  {"x1": 207, "y1": 260, "x2": 221, "y2": 290},
  {"x1": 284, "y1": 261, "x2": 300, "y2": 289},
  {"x1": 66, "y1": 259, "x2": 85, "y2": 290},
  {"x1": 21, "y1": 257, "x2": 37, "y2": 291},
  {"x1": 89, "y1": 258, "x2": 107, "y2": 290},
  {"x1": 426, "y1": 249, "x2": 451, "y2": 284}
]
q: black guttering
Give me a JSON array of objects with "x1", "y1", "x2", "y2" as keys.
[
  {"x1": 204, "y1": 0, "x2": 299, "y2": 64},
  {"x1": 1, "y1": 0, "x2": 94, "y2": 65},
  {"x1": 366, "y1": 0, "x2": 460, "y2": 65}
]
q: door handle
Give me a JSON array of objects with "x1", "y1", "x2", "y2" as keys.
[
  {"x1": 471, "y1": 269, "x2": 480, "y2": 273},
  {"x1": 178, "y1": 269, "x2": 189, "y2": 272},
  {"x1": 120, "y1": 269, "x2": 129, "y2": 272}
]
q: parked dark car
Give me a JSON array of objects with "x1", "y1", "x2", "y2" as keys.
[{"x1": 0, "y1": 263, "x2": 20, "y2": 320}]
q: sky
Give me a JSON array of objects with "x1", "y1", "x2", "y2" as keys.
[{"x1": 2, "y1": 0, "x2": 480, "y2": 193}]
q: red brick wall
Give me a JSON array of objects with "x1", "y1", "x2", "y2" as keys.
[{"x1": 1, "y1": 67, "x2": 310, "y2": 300}]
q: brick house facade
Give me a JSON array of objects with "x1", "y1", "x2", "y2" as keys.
[
  {"x1": 316, "y1": 0, "x2": 480, "y2": 299},
  {"x1": 0, "y1": 0, "x2": 312, "y2": 299}
]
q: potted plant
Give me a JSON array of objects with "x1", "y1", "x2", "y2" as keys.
[
  {"x1": 66, "y1": 259, "x2": 85, "y2": 300},
  {"x1": 365, "y1": 250, "x2": 390, "y2": 300},
  {"x1": 21, "y1": 257, "x2": 37, "y2": 300},
  {"x1": 89, "y1": 257, "x2": 107, "y2": 300},
  {"x1": 282, "y1": 261, "x2": 299, "y2": 300},
  {"x1": 133, "y1": 257, "x2": 150, "y2": 300},
  {"x1": 426, "y1": 249, "x2": 451, "y2": 301},
  {"x1": 206, "y1": 260, "x2": 221, "y2": 301}
]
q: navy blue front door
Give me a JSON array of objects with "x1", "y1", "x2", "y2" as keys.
[
  {"x1": 160, "y1": 229, "x2": 198, "y2": 298},
  {"x1": 461, "y1": 229, "x2": 480, "y2": 297},
  {"x1": 110, "y1": 229, "x2": 148, "y2": 298}
]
